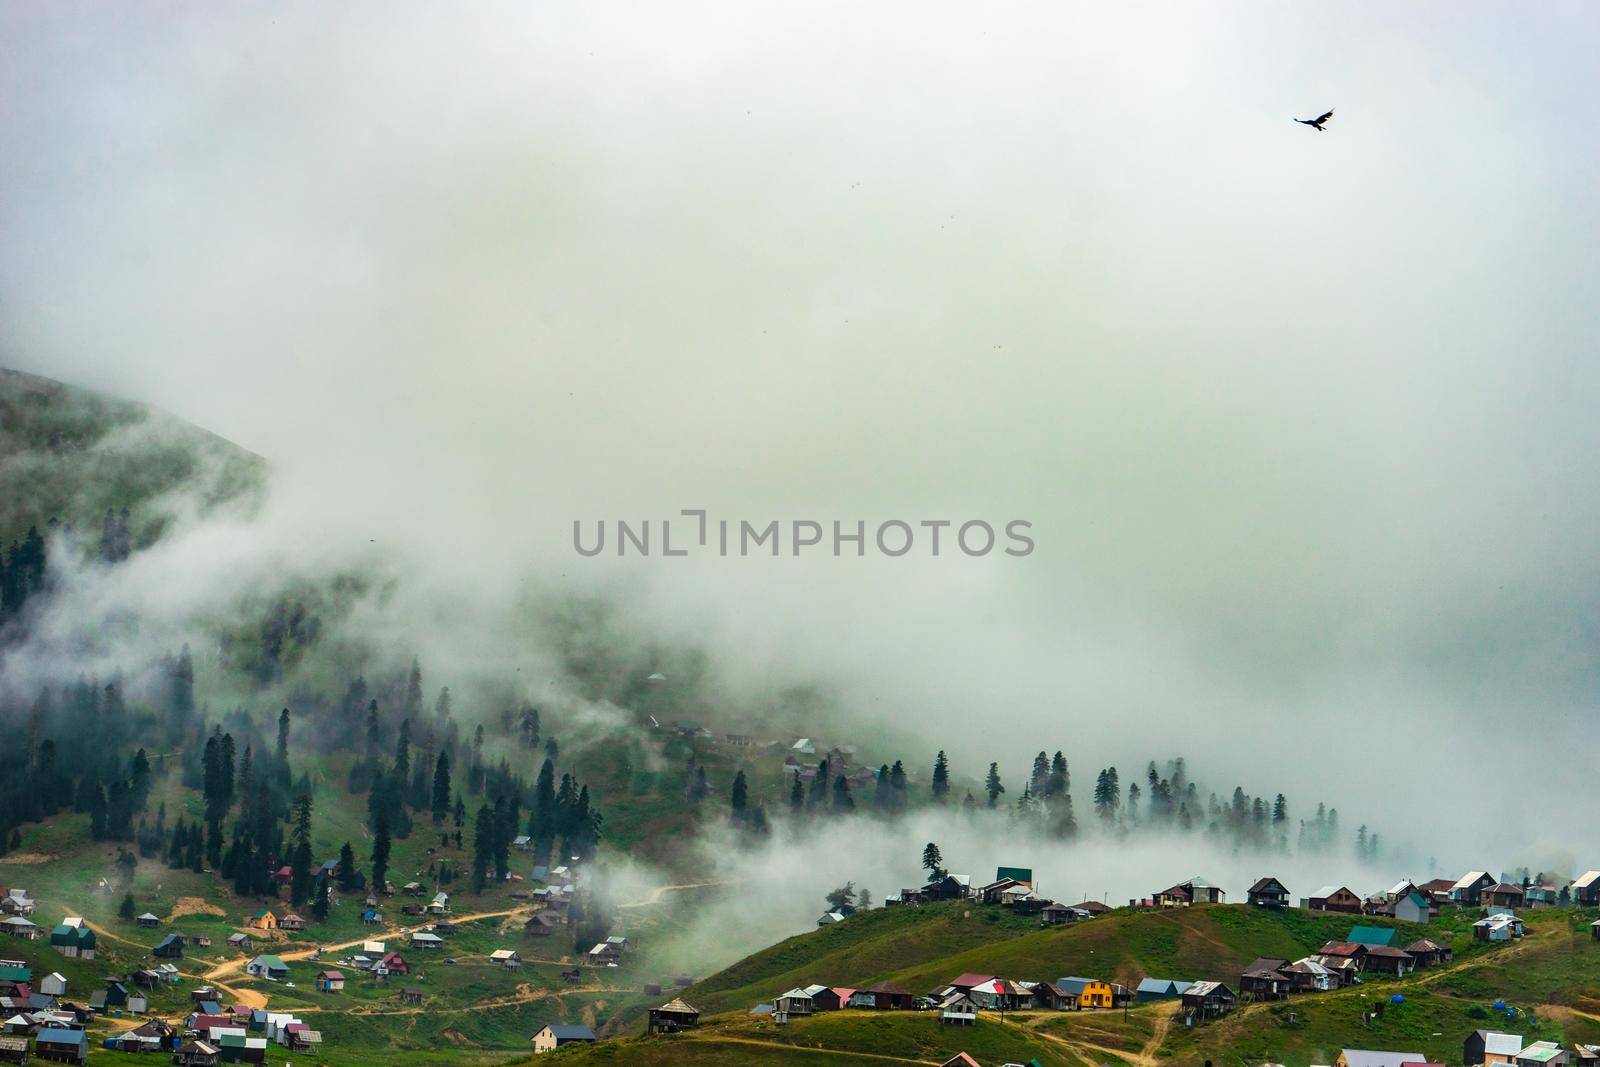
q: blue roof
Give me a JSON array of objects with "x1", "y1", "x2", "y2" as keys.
[
  {"x1": 1348, "y1": 925, "x2": 1397, "y2": 946},
  {"x1": 544, "y1": 1023, "x2": 597, "y2": 1040},
  {"x1": 39, "y1": 1028, "x2": 88, "y2": 1049}
]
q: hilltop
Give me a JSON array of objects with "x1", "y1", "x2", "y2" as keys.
[{"x1": 0, "y1": 366, "x2": 265, "y2": 548}]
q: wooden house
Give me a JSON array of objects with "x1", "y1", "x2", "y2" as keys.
[
  {"x1": 1136, "y1": 978, "x2": 1190, "y2": 1002},
  {"x1": 773, "y1": 988, "x2": 813, "y2": 1021},
  {"x1": 1464, "y1": 1028, "x2": 1525, "y2": 1065},
  {"x1": 1451, "y1": 872, "x2": 1497, "y2": 906},
  {"x1": 153, "y1": 934, "x2": 184, "y2": 959},
  {"x1": 1238, "y1": 959, "x2": 1291, "y2": 1000},
  {"x1": 1282, "y1": 958, "x2": 1337, "y2": 992},
  {"x1": 135, "y1": 913, "x2": 160, "y2": 929},
  {"x1": 398, "y1": 988, "x2": 424, "y2": 1006},
  {"x1": 248, "y1": 911, "x2": 278, "y2": 932},
  {"x1": 530, "y1": 1023, "x2": 596, "y2": 1053},
  {"x1": 314, "y1": 971, "x2": 344, "y2": 992},
  {"x1": 1393, "y1": 892, "x2": 1431, "y2": 924},
  {"x1": 488, "y1": 950, "x2": 522, "y2": 969},
  {"x1": 1247, "y1": 877, "x2": 1290, "y2": 909},
  {"x1": 226, "y1": 933, "x2": 252, "y2": 952},
  {"x1": 646, "y1": 998, "x2": 699, "y2": 1034},
  {"x1": 1307, "y1": 886, "x2": 1363, "y2": 914},
  {"x1": 278, "y1": 914, "x2": 307, "y2": 932},
  {"x1": 1360, "y1": 945, "x2": 1416, "y2": 976},
  {"x1": 1404, "y1": 938, "x2": 1451, "y2": 966},
  {"x1": 1180, "y1": 981, "x2": 1236, "y2": 1021},
  {"x1": 1482, "y1": 883, "x2": 1525, "y2": 910},
  {"x1": 1571, "y1": 871, "x2": 1600, "y2": 907},
  {"x1": 1156, "y1": 879, "x2": 1225, "y2": 907},
  {"x1": 938, "y1": 991, "x2": 980, "y2": 1026},
  {"x1": 853, "y1": 980, "x2": 913, "y2": 1011}
]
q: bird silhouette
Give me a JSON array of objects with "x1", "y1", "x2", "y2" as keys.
[{"x1": 1295, "y1": 109, "x2": 1335, "y2": 131}]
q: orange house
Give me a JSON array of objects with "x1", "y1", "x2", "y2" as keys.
[
  {"x1": 249, "y1": 911, "x2": 279, "y2": 931},
  {"x1": 1059, "y1": 977, "x2": 1115, "y2": 1009}
]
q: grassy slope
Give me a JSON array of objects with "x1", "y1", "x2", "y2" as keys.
[
  {"x1": 523, "y1": 905, "x2": 1600, "y2": 1067},
  {"x1": 0, "y1": 366, "x2": 265, "y2": 547}
]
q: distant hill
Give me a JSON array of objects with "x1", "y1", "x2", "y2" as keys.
[{"x1": 0, "y1": 366, "x2": 265, "y2": 549}]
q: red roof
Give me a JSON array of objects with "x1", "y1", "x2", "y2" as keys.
[
  {"x1": 941, "y1": 1055, "x2": 982, "y2": 1067},
  {"x1": 191, "y1": 1014, "x2": 232, "y2": 1030},
  {"x1": 1318, "y1": 941, "x2": 1364, "y2": 957},
  {"x1": 947, "y1": 973, "x2": 996, "y2": 989},
  {"x1": 832, "y1": 988, "x2": 856, "y2": 1002}
]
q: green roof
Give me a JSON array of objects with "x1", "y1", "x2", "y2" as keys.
[
  {"x1": 997, "y1": 866, "x2": 1034, "y2": 883},
  {"x1": 0, "y1": 966, "x2": 30, "y2": 982},
  {"x1": 1348, "y1": 925, "x2": 1397, "y2": 946},
  {"x1": 252, "y1": 954, "x2": 287, "y2": 969}
]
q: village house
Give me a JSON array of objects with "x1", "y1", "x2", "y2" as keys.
[
  {"x1": 530, "y1": 1023, "x2": 596, "y2": 1053},
  {"x1": 1055, "y1": 976, "x2": 1116, "y2": 1010},
  {"x1": 1336, "y1": 1050, "x2": 1426, "y2": 1067},
  {"x1": 226, "y1": 933, "x2": 252, "y2": 952},
  {"x1": 0, "y1": 919, "x2": 40, "y2": 942},
  {"x1": 1307, "y1": 886, "x2": 1364, "y2": 914},
  {"x1": 278, "y1": 913, "x2": 307, "y2": 932},
  {"x1": 1247, "y1": 877, "x2": 1291, "y2": 909},
  {"x1": 248, "y1": 910, "x2": 278, "y2": 931},
  {"x1": 39, "y1": 974, "x2": 65, "y2": 999},
  {"x1": 246, "y1": 956, "x2": 289, "y2": 981},
  {"x1": 1465, "y1": 1029, "x2": 1524, "y2": 1065},
  {"x1": 1393, "y1": 892, "x2": 1432, "y2": 924},
  {"x1": 1238, "y1": 958, "x2": 1292, "y2": 1000},
  {"x1": 853, "y1": 980, "x2": 914, "y2": 1010},
  {"x1": 1136, "y1": 978, "x2": 1190, "y2": 1003},
  {"x1": 1571, "y1": 871, "x2": 1600, "y2": 907},
  {"x1": 524, "y1": 912, "x2": 561, "y2": 938},
  {"x1": 153, "y1": 933, "x2": 184, "y2": 959},
  {"x1": 1316, "y1": 941, "x2": 1368, "y2": 974},
  {"x1": 1359, "y1": 945, "x2": 1416, "y2": 976},
  {"x1": 48, "y1": 922, "x2": 93, "y2": 960},
  {"x1": 376, "y1": 952, "x2": 408, "y2": 976},
  {"x1": 1451, "y1": 871, "x2": 1498, "y2": 906},
  {"x1": 1180, "y1": 981, "x2": 1236, "y2": 1021},
  {"x1": 1404, "y1": 938, "x2": 1452, "y2": 966},
  {"x1": 773, "y1": 987, "x2": 814, "y2": 1021},
  {"x1": 0, "y1": 893, "x2": 34, "y2": 918},
  {"x1": 135, "y1": 912, "x2": 159, "y2": 928},
  {"x1": 1515, "y1": 1041, "x2": 1571, "y2": 1066},
  {"x1": 315, "y1": 970, "x2": 344, "y2": 992},
  {"x1": 1474, "y1": 914, "x2": 1525, "y2": 941},
  {"x1": 938, "y1": 990, "x2": 981, "y2": 1025},
  {"x1": 33, "y1": 1027, "x2": 88, "y2": 1065},
  {"x1": 1482, "y1": 883, "x2": 1526, "y2": 910},
  {"x1": 489, "y1": 950, "x2": 522, "y2": 969},
  {"x1": 398, "y1": 987, "x2": 424, "y2": 1006},
  {"x1": 1155, "y1": 878, "x2": 1225, "y2": 907},
  {"x1": 646, "y1": 998, "x2": 700, "y2": 1034},
  {"x1": 1282, "y1": 957, "x2": 1338, "y2": 992},
  {"x1": 410, "y1": 932, "x2": 444, "y2": 950}
]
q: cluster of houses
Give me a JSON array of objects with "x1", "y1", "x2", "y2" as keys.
[
  {"x1": 1288, "y1": 1032, "x2": 1600, "y2": 1067},
  {"x1": 878, "y1": 865, "x2": 1115, "y2": 927}
]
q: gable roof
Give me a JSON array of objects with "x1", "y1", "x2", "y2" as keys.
[
  {"x1": 1311, "y1": 885, "x2": 1355, "y2": 899},
  {"x1": 541, "y1": 1023, "x2": 596, "y2": 1040},
  {"x1": 1452, "y1": 871, "x2": 1492, "y2": 889},
  {"x1": 1248, "y1": 876, "x2": 1288, "y2": 894},
  {"x1": 1338, "y1": 1050, "x2": 1423, "y2": 1067},
  {"x1": 1474, "y1": 1031, "x2": 1523, "y2": 1055},
  {"x1": 1348, "y1": 925, "x2": 1398, "y2": 946},
  {"x1": 1572, "y1": 870, "x2": 1600, "y2": 889},
  {"x1": 655, "y1": 998, "x2": 698, "y2": 1014}
]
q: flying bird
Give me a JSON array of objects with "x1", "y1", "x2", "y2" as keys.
[{"x1": 1295, "y1": 109, "x2": 1335, "y2": 131}]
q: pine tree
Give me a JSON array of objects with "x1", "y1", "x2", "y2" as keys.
[
  {"x1": 888, "y1": 760, "x2": 908, "y2": 812},
  {"x1": 789, "y1": 771, "x2": 804, "y2": 815},
  {"x1": 1046, "y1": 751, "x2": 1068, "y2": 799},
  {"x1": 289, "y1": 794, "x2": 314, "y2": 906},
  {"x1": 1029, "y1": 752, "x2": 1050, "y2": 797},
  {"x1": 118, "y1": 891, "x2": 135, "y2": 920},
  {"x1": 831, "y1": 776, "x2": 854, "y2": 813},
  {"x1": 729, "y1": 771, "x2": 749, "y2": 825},
  {"x1": 431, "y1": 752, "x2": 451, "y2": 825},
  {"x1": 921, "y1": 841, "x2": 943, "y2": 876},
  {"x1": 336, "y1": 842, "x2": 357, "y2": 891},
  {"x1": 985, "y1": 763, "x2": 1005, "y2": 807},
  {"x1": 931, "y1": 751, "x2": 950, "y2": 803},
  {"x1": 311, "y1": 875, "x2": 330, "y2": 921},
  {"x1": 472, "y1": 804, "x2": 493, "y2": 892},
  {"x1": 371, "y1": 813, "x2": 392, "y2": 893}
]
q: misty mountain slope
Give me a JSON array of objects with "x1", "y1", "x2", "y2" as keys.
[{"x1": 0, "y1": 366, "x2": 265, "y2": 547}]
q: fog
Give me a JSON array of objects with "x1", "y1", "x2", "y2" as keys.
[{"x1": 3, "y1": 0, "x2": 1599, "y2": 881}]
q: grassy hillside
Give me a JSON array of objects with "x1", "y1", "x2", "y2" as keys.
[
  {"x1": 0, "y1": 366, "x2": 265, "y2": 547},
  {"x1": 526, "y1": 905, "x2": 1600, "y2": 1067}
]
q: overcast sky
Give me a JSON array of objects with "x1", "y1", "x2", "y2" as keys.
[{"x1": 3, "y1": 1, "x2": 1598, "y2": 865}]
